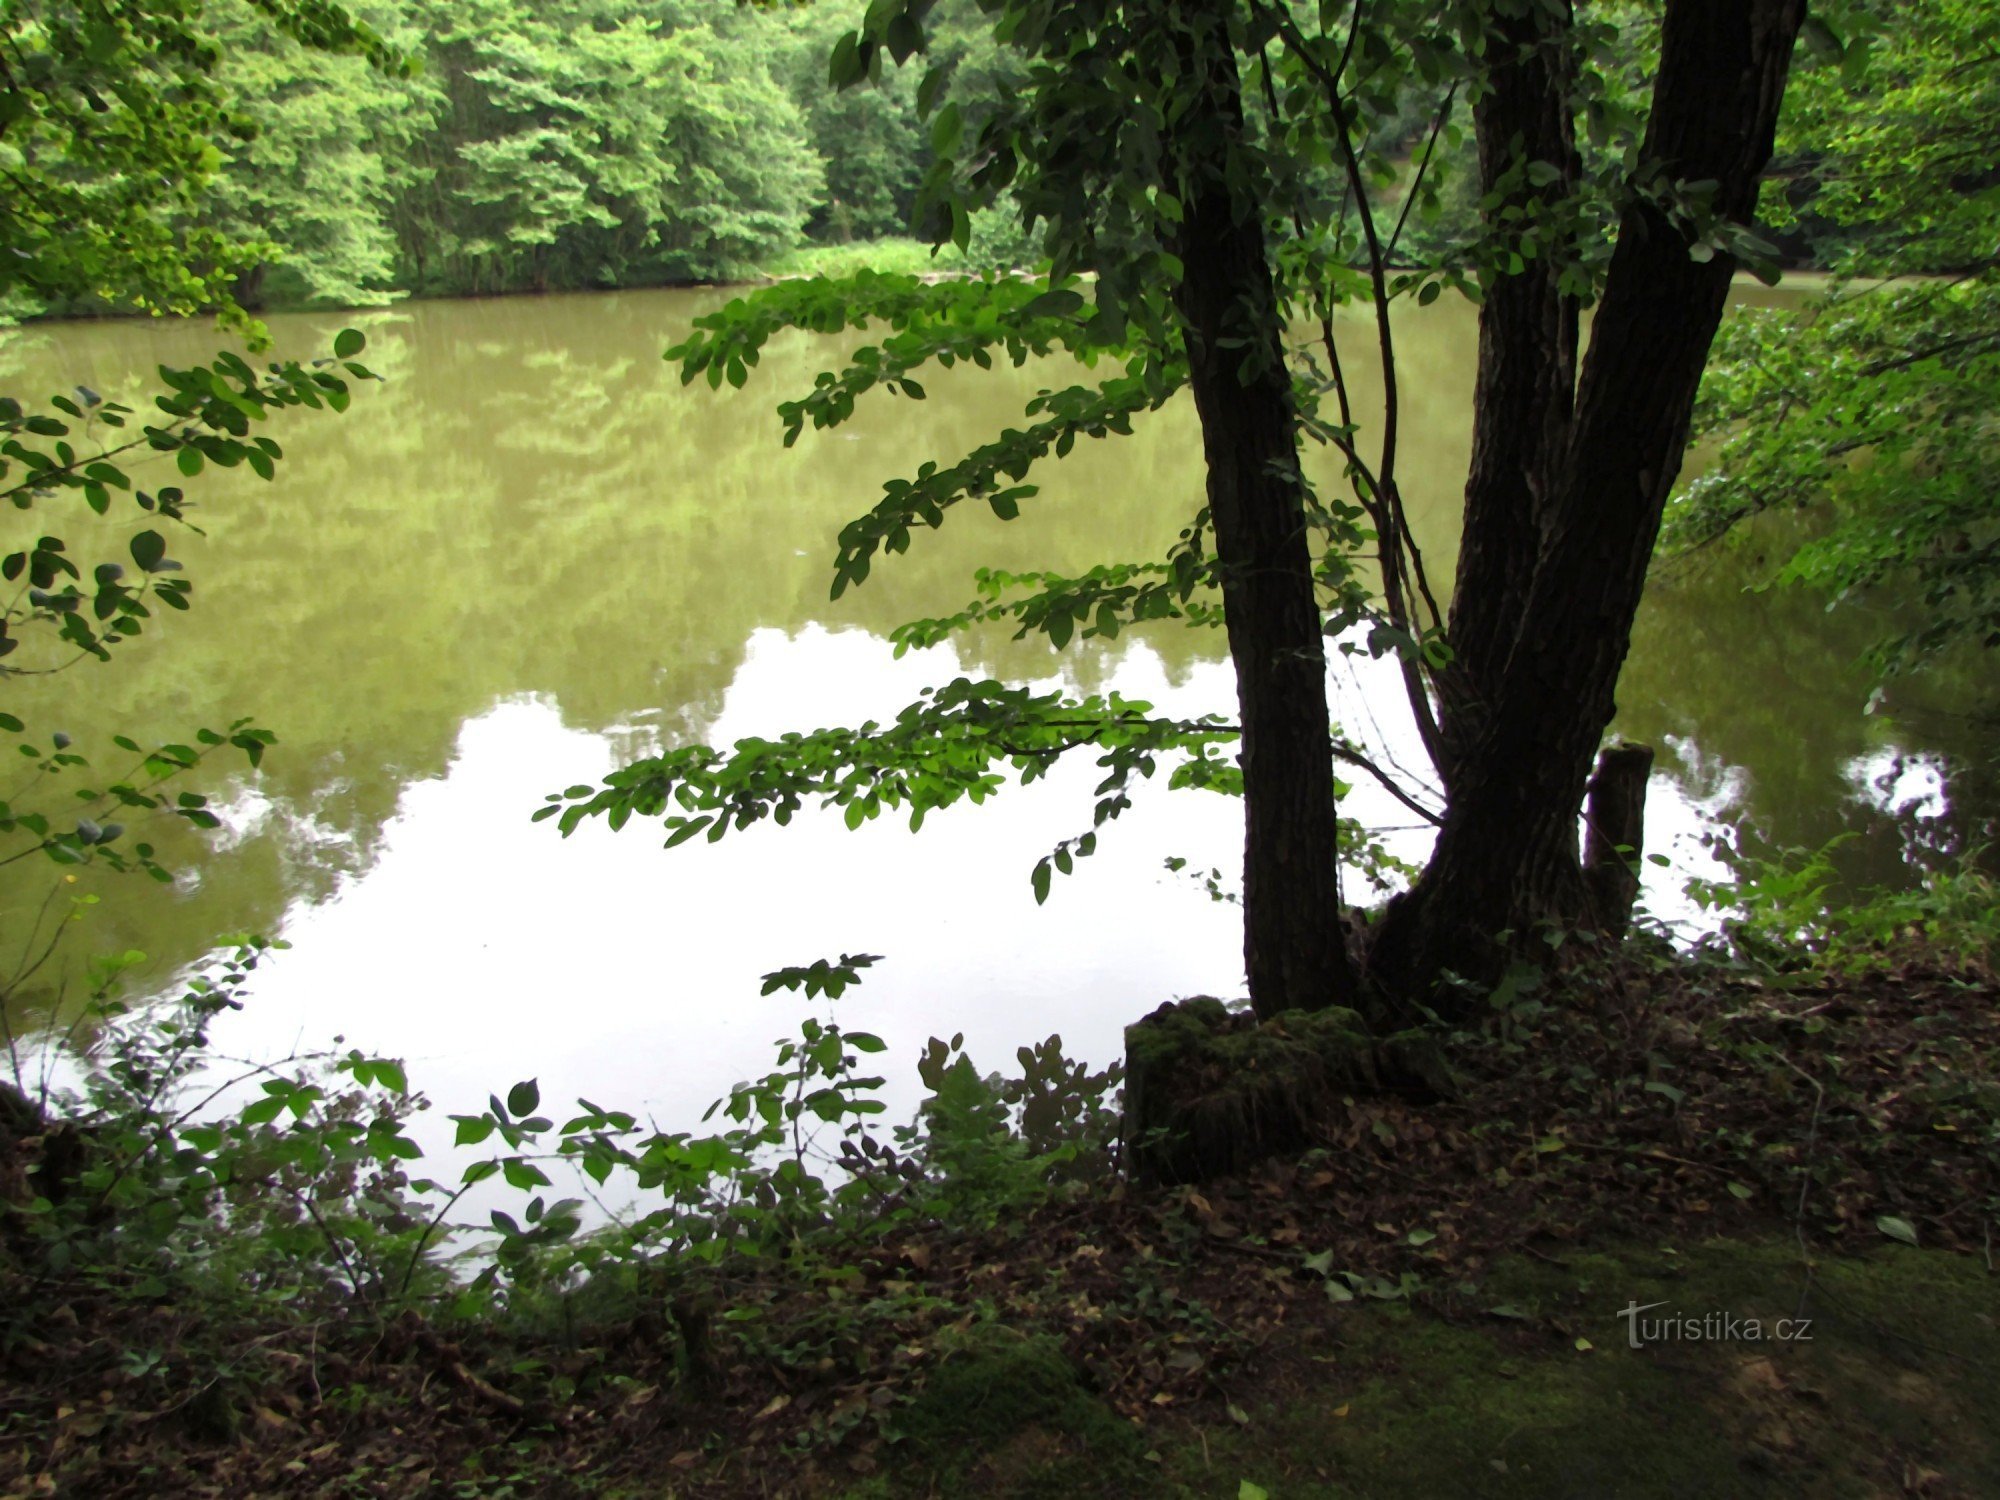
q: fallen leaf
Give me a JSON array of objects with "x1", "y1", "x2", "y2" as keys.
[{"x1": 1876, "y1": 1214, "x2": 1919, "y2": 1246}]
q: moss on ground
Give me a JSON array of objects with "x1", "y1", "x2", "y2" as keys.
[
  {"x1": 844, "y1": 1324, "x2": 1145, "y2": 1498},
  {"x1": 850, "y1": 1240, "x2": 1997, "y2": 1498},
  {"x1": 1122, "y1": 999, "x2": 1448, "y2": 1185}
]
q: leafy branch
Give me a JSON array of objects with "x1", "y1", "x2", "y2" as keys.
[
  {"x1": 537, "y1": 676, "x2": 1237, "y2": 901},
  {"x1": 0, "y1": 331, "x2": 377, "y2": 670}
]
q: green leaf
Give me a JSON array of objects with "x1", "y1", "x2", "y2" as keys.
[
  {"x1": 333, "y1": 328, "x2": 366, "y2": 359},
  {"x1": 828, "y1": 31, "x2": 863, "y2": 88},
  {"x1": 1019, "y1": 289, "x2": 1085, "y2": 319},
  {"x1": 1875, "y1": 1214, "x2": 1918, "y2": 1247},
  {"x1": 502, "y1": 1157, "x2": 551, "y2": 1190},
  {"x1": 930, "y1": 103, "x2": 963, "y2": 157},
  {"x1": 507, "y1": 1078, "x2": 541, "y2": 1118},
  {"x1": 176, "y1": 446, "x2": 203, "y2": 477},
  {"x1": 130, "y1": 531, "x2": 167, "y2": 572},
  {"x1": 1800, "y1": 15, "x2": 1843, "y2": 59}
]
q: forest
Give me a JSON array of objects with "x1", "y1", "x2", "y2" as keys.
[
  {"x1": 3, "y1": 0, "x2": 1036, "y2": 313},
  {"x1": 1, "y1": 0, "x2": 1997, "y2": 1495}
]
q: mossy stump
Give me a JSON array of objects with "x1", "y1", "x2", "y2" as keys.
[{"x1": 1121, "y1": 998, "x2": 1446, "y2": 1186}]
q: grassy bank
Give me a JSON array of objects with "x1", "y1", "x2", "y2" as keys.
[
  {"x1": 3, "y1": 950, "x2": 1994, "y2": 1496},
  {"x1": 752, "y1": 238, "x2": 965, "y2": 280}
]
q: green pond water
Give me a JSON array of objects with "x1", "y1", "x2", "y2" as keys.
[{"x1": 0, "y1": 286, "x2": 1991, "y2": 1136}]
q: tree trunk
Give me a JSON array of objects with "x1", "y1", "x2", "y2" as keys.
[
  {"x1": 1434, "y1": 0, "x2": 1579, "y2": 790},
  {"x1": 1169, "y1": 8, "x2": 1355, "y2": 1019},
  {"x1": 1583, "y1": 740, "x2": 1656, "y2": 937},
  {"x1": 1371, "y1": 0, "x2": 1806, "y2": 1013}
]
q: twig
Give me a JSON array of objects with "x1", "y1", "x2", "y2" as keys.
[
  {"x1": 1332, "y1": 739, "x2": 1442, "y2": 825},
  {"x1": 1772, "y1": 1051, "x2": 1826, "y2": 1322},
  {"x1": 1564, "y1": 1140, "x2": 1734, "y2": 1178},
  {"x1": 292, "y1": 1187, "x2": 373, "y2": 1311},
  {"x1": 398, "y1": 1178, "x2": 476, "y2": 1301}
]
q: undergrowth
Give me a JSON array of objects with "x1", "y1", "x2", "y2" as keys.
[{"x1": 0, "y1": 863, "x2": 1994, "y2": 1496}]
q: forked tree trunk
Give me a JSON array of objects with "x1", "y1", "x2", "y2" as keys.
[
  {"x1": 1169, "y1": 8, "x2": 1355, "y2": 1019},
  {"x1": 1371, "y1": 0, "x2": 1807, "y2": 1014}
]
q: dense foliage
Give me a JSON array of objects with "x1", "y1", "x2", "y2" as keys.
[
  {"x1": 1671, "y1": 1, "x2": 2000, "y2": 676},
  {"x1": 0, "y1": 0, "x2": 1018, "y2": 312},
  {"x1": 0, "y1": 0, "x2": 404, "y2": 326}
]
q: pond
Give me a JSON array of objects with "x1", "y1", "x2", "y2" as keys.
[{"x1": 2, "y1": 286, "x2": 1992, "y2": 1147}]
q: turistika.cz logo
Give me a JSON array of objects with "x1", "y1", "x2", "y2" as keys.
[{"x1": 1616, "y1": 1300, "x2": 1814, "y2": 1349}]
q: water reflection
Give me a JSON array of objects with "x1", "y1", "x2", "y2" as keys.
[{"x1": 0, "y1": 287, "x2": 1991, "y2": 1129}]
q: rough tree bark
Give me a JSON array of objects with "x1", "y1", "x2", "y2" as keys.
[
  {"x1": 1370, "y1": 0, "x2": 1808, "y2": 1011},
  {"x1": 1433, "y1": 0, "x2": 1579, "y2": 791},
  {"x1": 1168, "y1": 8, "x2": 1356, "y2": 1020}
]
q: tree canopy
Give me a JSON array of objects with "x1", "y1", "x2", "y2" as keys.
[{"x1": 0, "y1": 0, "x2": 404, "y2": 326}]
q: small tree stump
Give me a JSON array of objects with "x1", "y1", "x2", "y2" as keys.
[
  {"x1": 0, "y1": 1080, "x2": 37, "y2": 1211},
  {"x1": 1121, "y1": 998, "x2": 1447, "y2": 1186},
  {"x1": 1582, "y1": 740, "x2": 1656, "y2": 938}
]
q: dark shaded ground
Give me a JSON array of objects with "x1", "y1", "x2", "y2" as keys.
[{"x1": 3, "y1": 954, "x2": 1995, "y2": 1496}]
